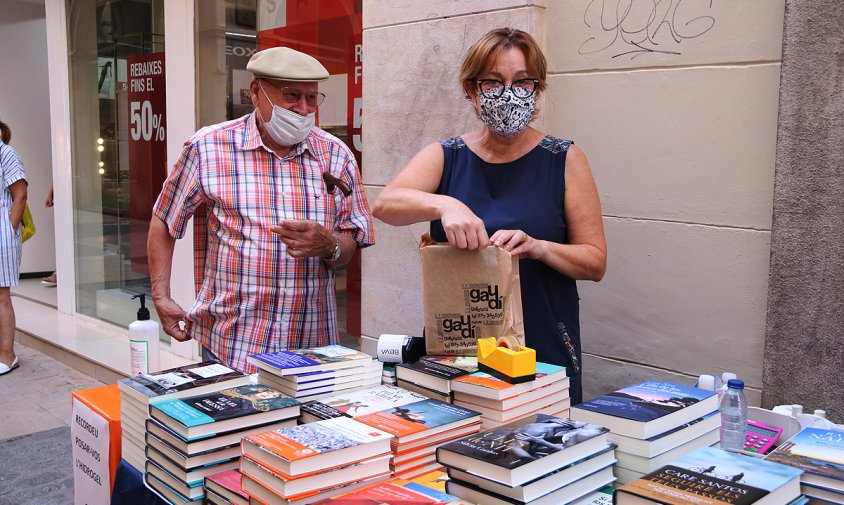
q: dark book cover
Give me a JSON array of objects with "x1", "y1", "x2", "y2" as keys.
[
  {"x1": 300, "y1": 400, "x2": 350, "y2": 421},
  {"x1": 398, "y1": 357, "x2": 477, "y2": 381},
  {"x1": 152, "y1": 384, "x2": 299, "y2": 428},
  {"x1": 438, "y1": 414, "x2": 608, "y2": 469},
  {"x1": 119, "y1": 360, "x2": 248, "y2": 398},
  {"x1": 575, "y1": 381, "x2": 714, "y2": 422}
]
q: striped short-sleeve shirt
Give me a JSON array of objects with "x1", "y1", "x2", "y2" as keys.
[
  {"x1": 153, "y1": 112, "x2": 374, "y2": 372},
  {"x1": 0, "y1": 141, "x2": 27, "y2": 287}
]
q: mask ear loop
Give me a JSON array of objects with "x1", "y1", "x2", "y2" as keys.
[{"x1": 256, "y1": 82, "x2": 273, "y2": 125}]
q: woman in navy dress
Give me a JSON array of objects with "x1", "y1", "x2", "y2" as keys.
[{"x1": 373, "y1": 28, "x2": 607, "y2": 404}]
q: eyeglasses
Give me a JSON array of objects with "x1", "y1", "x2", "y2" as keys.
[
  {"x1": 263, "y1": 80, "x2": 326, "y2": 106},
  {"x1": 476, "y1": 78, "x2": 539, "y2": 99}
]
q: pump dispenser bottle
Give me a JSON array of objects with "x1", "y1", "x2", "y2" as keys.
[{"x1": 129, "y1": 294, "x2": 161, "y2": 375}]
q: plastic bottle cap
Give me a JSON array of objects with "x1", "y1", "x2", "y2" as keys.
[
  {"x1": 814, "y1": 409, "x2": 826, "y2": 418},
  {"x1": 727, "y1": 379, "x2": 744, "y2": 389},
  {"x1": 722, "y1": 372, "x2": 737, "y2": 382},
  {"x1": 697, "y1": 375, "x2": 716, "y2": 391}
]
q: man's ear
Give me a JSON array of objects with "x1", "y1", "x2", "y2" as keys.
[{"x1": 249, "y1": 79, "x2": 261, "y2": 107}]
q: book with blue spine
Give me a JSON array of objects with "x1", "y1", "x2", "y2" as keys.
[
  {"x1": 570, "y1": 381, "x2": 718, "y2": 439},
  {"x1": 615, "y1": 446, "x2": 803, "y2": 504},
  {"x1": 764, "y1": 427, "x2": 844, "y2": 494},
  {"x1": 247, "y1": 345, "x2": 373, "y2": 376},
  {"x1": 149, "y1": 384, "x2": 300, "y2": 439}
]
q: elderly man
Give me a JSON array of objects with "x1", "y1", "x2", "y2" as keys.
[{"x1": 148, "y1": 47, "x2": 373, "y2": 372}]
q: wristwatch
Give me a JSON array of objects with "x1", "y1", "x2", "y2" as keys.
[{"x1": 323, "y1": 235, "x2": 342, "y2": 262}]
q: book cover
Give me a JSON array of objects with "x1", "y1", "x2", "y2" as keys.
[
  {"x1": 118, "y1": 360, "x2": 248, "y2": 400},
  {"x1": 245, "y1": 416, "x2": 393, "y2": 462},
  {"x1": 319, "y1": 384, "x2": 431, "y2": 417},
  {"x1": 764, "y1": 427, "x2": 844, "y2": 483},
  {"x1": 439, "y1": 414, "x2": 608, "y2": 470},
  {"x1": 204, "y1": 468, "x2": 248, "y2": 502},
  {"x1": 309, "y1": 479, "x2": 467, "y2": 504},
  {"x1": 569, "y1": 485, "x2": 613, "y2": 504},
  {"x1": 574, "y1": 381, "x2": 715, "y2": 423},
  {"x1": 454, "y1": 362, "x2": 564, "y2": 391},
  {"x1": 398, "y1": 359, "x2": 476, "y2": 381},
  {"x1": 248, "y1": 345, "x2": 372, "y2": 375},
  {"x1": 151, "y1": 384, "x2": 299, "y2": 428},
  {"x1": 355, "y1": 399, "x2": 480, "y2": 439},
  {"x1": 300, "y1": 400, "x2": 350, "y2": 421},
  {"x1": 618, "y1": 446, "x2": 803, "y2": 505},
  {"x1": 421, "y1": 356, "x2": 479, "y2": 373}
]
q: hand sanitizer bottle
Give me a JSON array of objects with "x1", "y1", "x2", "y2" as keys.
[{"x1": 129, "y1": 294, "x2": 160, "y2": 376}]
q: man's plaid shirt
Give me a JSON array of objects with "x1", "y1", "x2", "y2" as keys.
[{"x1": 153, "y1": 112, "x2": 373, "y2": 372}]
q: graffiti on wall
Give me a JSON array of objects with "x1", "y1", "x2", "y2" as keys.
[{"x1": 579, "y1": 0, "x2": 716, "y2": 59}]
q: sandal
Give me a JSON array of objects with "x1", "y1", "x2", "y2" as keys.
[
  {"x1": 0, "y1": 356, "x2": 19, "y2": 376},
  {"x1": 42, "y1": 272, "x2": 57, "y2": 287}
]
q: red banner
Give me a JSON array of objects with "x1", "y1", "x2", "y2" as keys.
[{"x1": 127, "y1": 52, "x2": 167, "y2": 275}]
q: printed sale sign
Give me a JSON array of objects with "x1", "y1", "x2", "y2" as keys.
[{"x1": 127, "y1": 52, "x2": 167, "y2": 275}]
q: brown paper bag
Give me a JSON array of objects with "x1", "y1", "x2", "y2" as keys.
[{"x1": 419, "y1": 234, "x2": 525, "y2": 355}]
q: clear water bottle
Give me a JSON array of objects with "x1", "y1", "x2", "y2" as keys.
[{"x1": 719, "y1": 379, "x2": 748, "y2": 451}]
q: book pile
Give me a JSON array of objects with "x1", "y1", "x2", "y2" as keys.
[
  {"x1": 450, "y1": 362, "x2": 571, "y2": 429},
  {"x1": 144, "y1": 383, "x2": 300, "y2": 503},
  {"x1": 764, "y1": 426, "x2": 844, "y2": 503},
  {"x1": 308, "y1": 475, "x2": 475, "y2": 504},
  {"x1": 437, "y1": 414, "x2": 616, "y2": 504},
  {"x1": 614, "y1": 445, "x2": 805, "y2": 504},
  {"x1": 395, "y1": 355, "x2": 480, "y2": 402},
  {"x1": 116, "y1": 360, "x2": 251, "y2": 471},
  {"x1": 204, "y1": 468, "x2": 249, "y2": 505},
  {"x1": 239, "y1": 417, "x2": 394, "y2": 504},
  {"x1": 570, "y1": 381, "x2": 720, "y2": 484},
  {"x1": 382, "y1": 364, "x2": 397, "y2": 385},
  {"x1": 299, "y1": 384, "x2": 429, "y2": 424},
  {"x1": 354, "y1": 398, "x2": 483, "y2": 479},
  {"x1": 248, "y1": 345, "x2": 382, "y2": 401}
]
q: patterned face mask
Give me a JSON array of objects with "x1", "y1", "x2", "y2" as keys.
[{"x1": 479, "y1": 88, "x2": 536, "y2": 137}]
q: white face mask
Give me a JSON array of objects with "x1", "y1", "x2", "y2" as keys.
[{"x1": 258, "y1": 84, "x2": 315, "y2": 146}]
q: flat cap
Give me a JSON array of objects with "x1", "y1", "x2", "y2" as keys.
[{"x1": 247, "y1": 47, "x2": 329, "y2": 82}]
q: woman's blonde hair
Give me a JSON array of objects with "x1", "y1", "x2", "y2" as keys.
[{"x1": 459, "y1": 28, "x2": 547, "y2": 99}]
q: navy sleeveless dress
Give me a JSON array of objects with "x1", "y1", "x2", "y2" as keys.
[{"x1": 430, "y1": 136, "x2": 584, "y2": 404}]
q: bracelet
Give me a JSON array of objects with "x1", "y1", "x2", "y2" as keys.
[{"x1": 322, "y1": 235, "x2": 342, "y2": 262}]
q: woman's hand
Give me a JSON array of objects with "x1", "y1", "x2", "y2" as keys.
[
  {"x1": 490, "y1": 229, "x2": 547, "y2": 260},
  {"x1": 440, "y1": 199, "x2": 489, "y2": 250}
]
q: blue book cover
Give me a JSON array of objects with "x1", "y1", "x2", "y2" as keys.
[
  {"x1": 576, "y1": 381, "x2": 715, "y2": 422},
  {"x1": 765, "y1": 427, "x2": 844, "y2": 482},
  {"x1": 152, "y1": 384, "x2": 299, "y2": 428},
  {"x1": 248, "y1": 345, "x2": 372, "y2": 375},
  {"x1": 620, "y1": 446, "x2": 803, "y2": 504}
]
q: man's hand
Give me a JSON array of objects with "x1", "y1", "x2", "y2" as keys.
[
  {"x1": 153, "y1": 296, "x2": 190, "y2": 341},
  {"x1": 270, "y1": 220, "x2": 334, "y2": 259}
]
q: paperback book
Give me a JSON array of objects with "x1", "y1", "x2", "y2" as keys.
[
  {"x1": 355, "y1": 398, "x2": 482, "y2": 444},
  {"x1": 117, "y1": 360, "x2": 250, "y2": 405},
  {"x1": 436, "y1": 414, "x2": 610, "y2": 486},
  {"x1": 395, "y1": 356, "x2": 479, "y2": 394},
  {"x1": 301, "y1": 384, "x2": 430, "y2": 422},
  {"x1": 145, "y1": 417, "x2": 296, "y2": 455},
  {"x1": 308, "y1": 478, "x2": 473, "y2": 504},
  {"x1": 607, "y1": 412, "x2": 720, "y2": 458},
  {"x1": 614, "y1": 446, "x2": 803, "y2": 505},
  {"x1": 764, "y1": 427, "x2": 844, "y2": 492},
  {"x1": 149, "y1": 384, "x2": 300, "y2": 439},
  {"x1": 570, "y1": 381, "x2": 718, "y2": 439},
  {"x1": 241, "y1": 416, "x2": 393, "y2": 476},
  {"x1": 451, "y1": 362, "x2": 567, "y2": 402},
  {"x1": 204, "y1": 469, "x2": 249, "y2": 505},
  {"x1": 247, "y1": 345, "x2": 373, "y2": 376}
]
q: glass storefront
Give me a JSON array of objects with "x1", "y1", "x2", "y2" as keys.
[
  {"x1": 195, "y1": 0, "x2": 363, "y2": 342},
  {"x1": 67, "y1": 0, "x2": 167, "y2": 332}
]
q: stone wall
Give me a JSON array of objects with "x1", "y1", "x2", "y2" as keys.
[{"x1": 361, "y1": 0, "x2": 786, "y2": 405}]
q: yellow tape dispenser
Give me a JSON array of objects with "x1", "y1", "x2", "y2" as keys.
[{"x1": 476, "y1": 336, "x2": 537, "y2": 384}]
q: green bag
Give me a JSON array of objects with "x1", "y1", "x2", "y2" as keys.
[{"x1": 21, "y1": 203, "x2": 35, "y2": 242}]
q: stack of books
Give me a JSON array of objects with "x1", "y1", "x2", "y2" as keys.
[
  {"x1": 395, "y1": 356, "x2": 479, "y2": 402},
  {"x1": 204, "y1": 468, "x2": 249, "y2": 505},
  {"x1": 436, "y1": 414, "x2": 616, "y2": 504},
  {"x1": 299, "y1": 384, "x2": 430, "y2": 424},
  {"x1": 570, "y1": 381, "x2": 720, "y2": 484},
  {"x1": 307, "y1": 476, "x2": 475, "y2": 504},
  {"x1": 382, "y1": 364, "x2": 397, "y2": 385},
  {"x1": 614, "y1": 446, "x2": 806, "y2": 504},
  {"x1": 764, "y1": 426, "x2": 844, "y2": 503},
  {"x1": 116, "y1": 360, "x2": 250, "y2": 471},
  {"x1": 450, "y1": 362, "x2": 571, "y2": 429},
  {"x1": 239, "y1": 417, "x2": 394, "y2": 504},
  {"x1": 144, "y1": 383, "x2": 300, "y2": 503},
  {"x1": 355, "y1": 398, "x2": 483, "y2": 479},
  {"x1": 248, "y1": 345, "x2": 383, "y2": 401}
]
